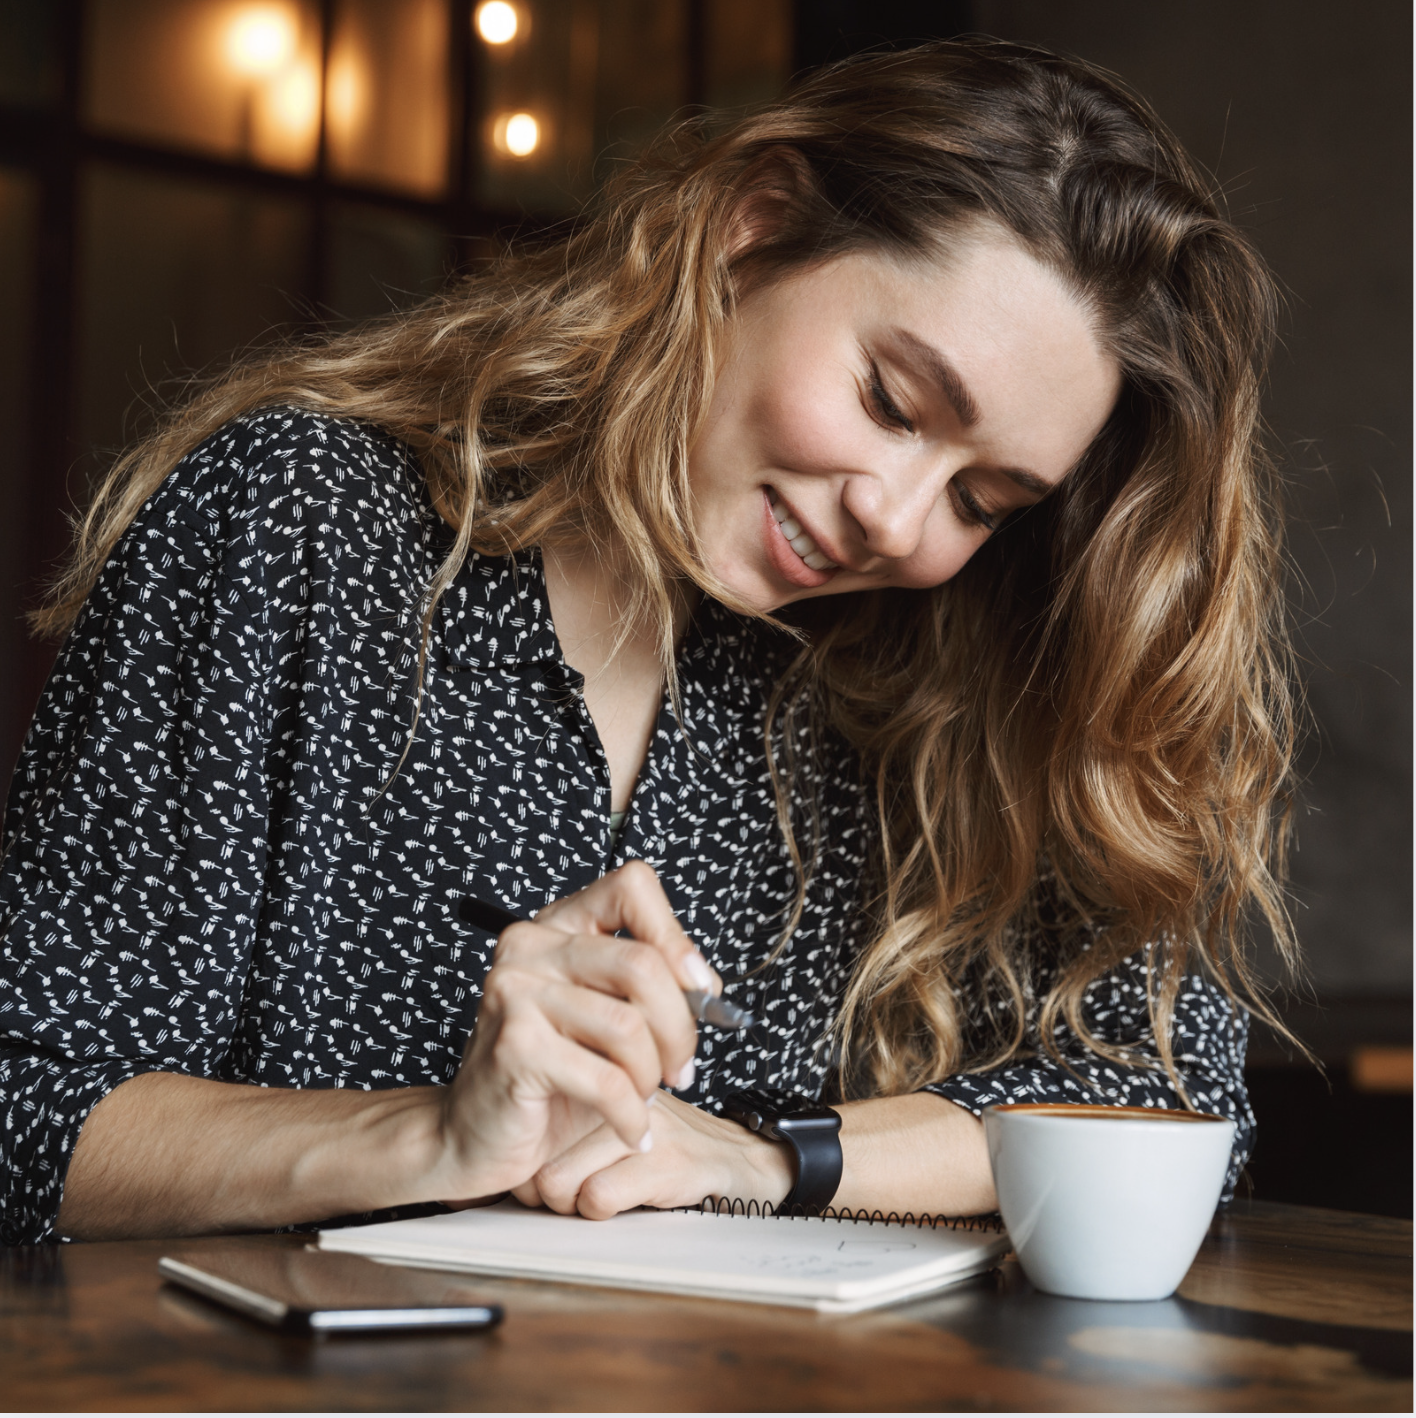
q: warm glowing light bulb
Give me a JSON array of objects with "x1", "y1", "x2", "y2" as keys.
[
  {"x1": 476, "y1": 2, "x2": 518, "y2": 45},
  {"x1": 227, "y1": 4, "x2": 298, "y2": 77},
  {"x1": 500, "y1": 112, "x2": 539, "y2": 156}
]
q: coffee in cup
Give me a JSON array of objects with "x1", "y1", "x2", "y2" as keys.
[{"x1": 983, "y1": 1102, "x2": 1235, "y2": 1301}]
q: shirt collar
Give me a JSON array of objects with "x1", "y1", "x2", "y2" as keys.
[{"x1": 436, "y1": 539, "x2": 790, "y2": 691}]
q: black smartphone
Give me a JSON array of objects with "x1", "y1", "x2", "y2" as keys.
[{"x1": 158, "y1": 1245, "x2": 504, "y2": 1335}]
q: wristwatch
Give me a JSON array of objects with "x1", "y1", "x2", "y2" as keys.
[{"x1": 721, "y1": 1088, "x2": 843, "y2": 1215}]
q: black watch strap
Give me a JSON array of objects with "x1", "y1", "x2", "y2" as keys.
[{"x1": 721, "y1": 1089, "x2": 843, "y2": 1215}]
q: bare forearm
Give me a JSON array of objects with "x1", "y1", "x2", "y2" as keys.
[
  {"x1": 56, "y1": 1072, "x2": 453, "y2": 1240},
  {"x1": 833, "y1": 1093, "x2": 996, "y2": 1216},
  {"x1": 47, "y1": 867, "x2": 736, "y2": 1241}
]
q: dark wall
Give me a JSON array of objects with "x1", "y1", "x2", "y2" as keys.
[{"x1": 793, "y1": 0, "x2": 973, "y2": 65}]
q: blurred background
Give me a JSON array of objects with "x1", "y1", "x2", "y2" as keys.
[{"x1": 0, "y1": 0, "x2": 1408, "y2": 1216}]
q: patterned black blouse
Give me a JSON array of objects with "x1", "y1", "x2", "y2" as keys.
[{"x1": 0, "y1": 410, "x2": 1254, "y2": 1243}]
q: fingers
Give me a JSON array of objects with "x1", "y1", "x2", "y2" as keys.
[
  {"x1": 557, "y1": 937, "x2": 698, "y2": 1087},
  {"x1": 493, "y1": 915, "x2": 700, "y2": 1088},
  {"x1": 486, "y1": 1000, "x2": 657, "y2": 1153},
  {"x1": 575, "y1": 1153, "x2": 659, "y2": 1222},
  {"x1": 454, "y1": 862, "x2": 718, "y2": 1187},
  {"x1": 532, "y1": 976, "x2": 667, "y2": 1103},
  {"x1": 480, "y1": 965, "x2": 664, "y2": 1114},
  {"x1": 572, "y1": 1096, "x2": 731, "y2": 1221},
  {"x1": 510, "y1": 1177, "x2": 545, "y2": 1209},
  {"x1": 514, "y1": 1094, "x2": 760, "y2": 1224},
  {"x1": 531, "y1": 860, "x2": 723, "y2": 998},
  {"x1": 527, "y1": 1119, "x2": 637, "y2": 1215}
]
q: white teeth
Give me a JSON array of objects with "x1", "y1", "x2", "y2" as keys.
[{"x1": 767, "y1": 490, "x2": 838, "y2": 570}]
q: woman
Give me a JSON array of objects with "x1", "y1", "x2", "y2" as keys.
[{"x1": 0, "y1": 40, "x2": 1296, "y2": 1244}]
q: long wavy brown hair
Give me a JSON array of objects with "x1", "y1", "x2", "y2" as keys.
[{"x1": 35, "y1": 39, "x2": 1299, "y2": 1098}]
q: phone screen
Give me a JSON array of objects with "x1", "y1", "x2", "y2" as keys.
[{"x1": 159, "y1": 1244, "x2": 504, "y2": 1334}]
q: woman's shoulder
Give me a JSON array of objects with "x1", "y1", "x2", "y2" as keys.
[
  {"x1": 155, "y1": 405, "x2": 426, "y2": 540},
  {"x1": 122, "y1": 406, "x2": 446, "y2": 603},
  {"x1": 87, "y1": 405, "x2": 442, "y2": 632}
]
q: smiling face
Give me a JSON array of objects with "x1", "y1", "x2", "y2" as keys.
[{"x1": 687, "y1": 225, "x2": 1122, "y2": 611}]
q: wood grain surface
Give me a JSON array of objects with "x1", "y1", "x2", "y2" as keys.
[
  {"x1": 1, "y1": 1200, "x2": 1409, "y2": 1412},
  {"x1": 1179, "y1": 1201, "x2": 1412, "y2": 1331}
]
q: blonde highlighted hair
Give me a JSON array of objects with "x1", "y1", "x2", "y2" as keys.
[{"x1": 36, "y1": 40, "x2": 1299, "y2": 1098}]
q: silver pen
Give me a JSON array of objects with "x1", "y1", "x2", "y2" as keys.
[{"x1": 456, "y1": 896, "x2": 753, "y2": 1030}]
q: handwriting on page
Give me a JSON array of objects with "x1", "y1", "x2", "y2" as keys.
[
  {"x1": 748, "y1": 1254, "x2": 872, "y2": 1275},
  {"x1": 744, "y1": 1238, "x2": 920, "y2": 1278}
]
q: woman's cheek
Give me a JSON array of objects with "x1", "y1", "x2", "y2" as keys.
[
  {"x1": 755, "y1": 379, "x2": 861, "y2": 475},
  {"x1": 887, "y1": 527, "x2": 978, "y2": 589}
]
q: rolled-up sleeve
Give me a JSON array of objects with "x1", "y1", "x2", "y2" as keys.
[
  {"x1": 923, "y1": 951, "x2": 1255, "y2": 1201},
  {"x1": 0, "y1": 445, "x2": 272, "y2": 1242}
]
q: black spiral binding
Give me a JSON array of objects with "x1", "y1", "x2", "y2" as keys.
[{"x1": 685, "y1": 1196, "x2": 1005, "y2": 1232}]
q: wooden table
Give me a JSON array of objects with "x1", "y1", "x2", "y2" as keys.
[{"x1": 1, "y1": 1201, "x2": 1409, "y2": 1411}]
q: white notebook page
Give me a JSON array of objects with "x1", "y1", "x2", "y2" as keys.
[{"x1": 319, "y1": 1200, "x2": 1008, "y2": 1313}]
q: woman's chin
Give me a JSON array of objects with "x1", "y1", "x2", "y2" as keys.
[{"x1": 703, "y1": 558, "x2": 792, "y2": 615}]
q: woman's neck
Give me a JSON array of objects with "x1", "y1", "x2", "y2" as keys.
[{"x1": 542, "y1": 539, "x2": 699, "y2": 815}]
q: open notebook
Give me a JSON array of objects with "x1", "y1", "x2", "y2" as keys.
[{"x1": 319, "y1": 1200, "x2": 1008, "y2": 1314}]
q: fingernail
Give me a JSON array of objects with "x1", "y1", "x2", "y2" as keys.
[
  {"x1": 683, "y1": 953, "x2": 715, "y2": 992},
  {"x1": 674, "y1": 1060, "x2": 695, "y2": 1091},
  {"x1": 639, "y1": 1129, "x2": 654, "y2": 1153}
]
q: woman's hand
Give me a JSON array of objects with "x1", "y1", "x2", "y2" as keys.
[
  {"x1": 428, "y1": 861, "x2": 722, "y2": 1204},
  {"x1": 509, "y1": 1092, "x2": 795, "y2": 1220},
  {"x1": 54, "y1": 862, "x2": 722, "y2": 1241},
  {"x1": 510, "y1": 1092, "x2": 999, "y2": 1222}
]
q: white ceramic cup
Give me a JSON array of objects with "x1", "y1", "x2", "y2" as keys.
[{"x1": 983, "y1": 1102, "x2": 1236, "y2": 1301}]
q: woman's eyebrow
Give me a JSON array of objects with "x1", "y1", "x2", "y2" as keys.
[
  {"x1": 890, "y1": 329, "x2": 1055, "y2": 497},
  {"x1": 997, "y1": 466, "x2": 1053, "y2": 497},
  {"x1": 891, "y1": 328, "x2": 982, "y2": 428}
]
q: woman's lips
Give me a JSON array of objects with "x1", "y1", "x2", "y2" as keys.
[{"x1": 761, "y1": 489, "x2": 839, "y2": 589}]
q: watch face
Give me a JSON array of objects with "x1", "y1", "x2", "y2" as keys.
[{"x1": 772, "y1": 1109, "x2": 841, "y2": 1133}]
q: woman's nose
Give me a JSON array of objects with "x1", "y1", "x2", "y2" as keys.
[{"x1": 840, "y1": 459, "x2": 951, "y2": 561}]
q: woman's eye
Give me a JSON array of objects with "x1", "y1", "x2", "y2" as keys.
[
  {"x1": 867, "y1": 364, "x2": 914, "y2": 433},
  {"x1": 953, "y1": 484, "x2": 999, "y2": 533}
]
